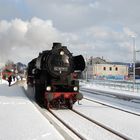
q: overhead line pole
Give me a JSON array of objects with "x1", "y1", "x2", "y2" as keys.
[{"x1": 132, "y1": 36, "x2": 136, "y2": 92}]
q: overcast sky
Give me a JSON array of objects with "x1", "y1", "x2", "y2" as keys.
[{"x1": 0, "y1": 0, "x2": 140, "y2": 65}]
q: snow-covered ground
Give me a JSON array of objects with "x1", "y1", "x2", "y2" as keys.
[
  {"x1": 1, "y1": 79, "x2": 140, "y2": 140},
  {"x1": 74, "y1": 99, "x2": 140, "y2": 140},
  {"x1": 78, "y1": 81, "x2": 140, "y2": 139},
  {"x1": 51, "y1": 109, "x2": 123, "y2": 140},
  {"x1": 0, "y1": 81, "x2": 64, "y2": 140},
  {"x1": 0, "y1": 79, "x2": 18, "y2": 86},
  {"x1": 80, "y1": 80, "x2": 140, "y2": 115},
  {"x1": 80, "y1": 81, "x2": 140, "y2": 99}
]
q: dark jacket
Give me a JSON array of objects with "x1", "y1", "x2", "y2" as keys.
[{"x1": 8, "y1": 76, "x2": 12, "y2": 82}]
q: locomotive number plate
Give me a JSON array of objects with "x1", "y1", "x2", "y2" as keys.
[{"x1": 54, "y1": 67, "x2": 68, "y2": 71}]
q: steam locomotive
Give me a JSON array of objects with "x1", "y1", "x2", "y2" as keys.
[{"x1": 27, "y1": 42, "x2": 85, "y2": 109}]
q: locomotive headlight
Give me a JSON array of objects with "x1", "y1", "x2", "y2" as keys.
[
  {"x1": 60, "y1": 51, "x2": 64, "y2": 55},
  {"x1": 73, "y1": 86, "x2": 78, "y2": 91},
  {"x1": 46, "y1": 86, "x2": 51, "y2": 91}
]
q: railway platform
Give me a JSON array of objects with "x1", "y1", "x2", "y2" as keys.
[{"x1": 0, "y1": 83, "x2": 64, "y2": 140}]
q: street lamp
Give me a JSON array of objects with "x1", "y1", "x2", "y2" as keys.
[
  {"x1": 131, "y1": 35, "x2": 140, "y2": 91},
  {"x1": 131, "y1": 36, "x2": 136, "y2": 91}
]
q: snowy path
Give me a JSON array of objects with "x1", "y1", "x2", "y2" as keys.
[
  {"x1": 1, "y1": 80, "x2": 139, "y2": 139},
  {"x1": 0, "y1": 84, "x2": 64, "y2": 140},
  {"x1": 74, "y1": 99, "x2": 140, "y2": 140}
]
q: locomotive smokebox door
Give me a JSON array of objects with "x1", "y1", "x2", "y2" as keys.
[{"x1": 73, "y1": 55, "x2": 85, "y2": 71}]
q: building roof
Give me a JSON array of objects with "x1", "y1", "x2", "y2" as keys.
[{"x1": 88, "y1": 57, "x2": 108, "y2": 65}]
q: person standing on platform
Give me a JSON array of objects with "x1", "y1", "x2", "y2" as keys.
[{"x1": 8, "y1": 75, "x2": 12, "y2": 87}]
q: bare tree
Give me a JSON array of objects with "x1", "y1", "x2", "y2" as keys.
[{"x1": 5, "y1": 60, "x2": 14, "y2": 67}]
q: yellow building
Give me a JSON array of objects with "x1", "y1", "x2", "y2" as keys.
[{"x1": 88, "y1": 64, "x2": 128, "y2": 80}]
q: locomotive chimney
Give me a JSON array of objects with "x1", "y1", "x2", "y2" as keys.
[{"x1": 52, "y1": 42, "x2": 61, "y2": 49}]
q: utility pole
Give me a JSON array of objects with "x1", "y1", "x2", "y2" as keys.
[{"x1": 132, "y1": 36, "x2": 136, "y2": 91}]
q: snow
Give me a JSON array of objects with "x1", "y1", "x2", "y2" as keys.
[
  {"x1": 76, "y1": 81, "x2": 140, "y2": 139},
  {"x1": 81, "y1": 81, "x2": 140, "y2": 99},
  {"x1": 1, "y1": 79, "x2": 140, "y2": 139},
  {"x1": 82, "y1": 90, "x2": 140, "y2": 114},
  {"x1": 80, "y1": 81, "x2": 140, "y2": 114},
  {"x1": 0, "y1": 83, "x2": 64, "y2": 140},
  {"x1": 51, "y1": 110, "x2": 122, "y2": 140},
  {"x1": 0, "y1": 79, "x2": 17, "y2": 85},
  {"x1": 74, "y1": 99, "x2": 140, "y2": 140}
]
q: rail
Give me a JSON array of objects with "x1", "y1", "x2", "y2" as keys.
[{"x1": 72, "y1": 109, "x2": 132, "y2": 140}]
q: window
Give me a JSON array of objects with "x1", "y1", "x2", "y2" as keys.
[
  {"x1": 115, "y1": 67, "x2": 118, "y2": 71},
  {"x1": 103, "y1": 67, "x2": 106, "y2": 70},
  {"x1": 109, "y1": 67, "x2": 112, "y2": 71}
]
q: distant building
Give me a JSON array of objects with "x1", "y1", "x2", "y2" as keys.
[
  {"x1": 83, "y1": 57, "x2": 129, "y2": 80},
  {"x1": 88, "y1": 56, "x2": 107, "y2": 65},
  {"x1": 88, "y1": 64, "x2": 128, "y2": 80}
]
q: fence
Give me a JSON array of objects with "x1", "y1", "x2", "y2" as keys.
[{"x1": 82, "y1": 79, "x2": 140, "y2": 93}]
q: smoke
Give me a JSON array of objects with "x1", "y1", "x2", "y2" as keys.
[{"x1": 0, "y1": 17, "x2": 63, "y2": 64}]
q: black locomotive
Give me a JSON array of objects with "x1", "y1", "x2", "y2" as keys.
[{"x1": 27, "y1": 42, "x2": 85, "y2": 109}]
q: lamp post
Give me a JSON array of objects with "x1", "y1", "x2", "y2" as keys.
[
  {"x1": 132, "y1": 36, "x2": 136, "y2": 91},
  {"x1": 130, "y1": 35, "x2": 140, "y2": 91}
]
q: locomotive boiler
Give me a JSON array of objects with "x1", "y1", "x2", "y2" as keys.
[{"x1": 27, "y1": 42, "x2": 85, "y2": 109}]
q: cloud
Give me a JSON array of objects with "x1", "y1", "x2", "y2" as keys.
[
  {"x1": 1, "y1": 0, "x2": 140, "y2": 64},
  {"x1": 23, "y1": 0, "x2": 140, "y2": 33},
  {"x1": 0, "y1": 17, "x2": 62, "y2": 64},
  {"x1": 0, "y1": 17, "x2": 83, "y2": 64},
  {"x1": 0, "y1": 17, "x2": 137, "y2": 65},
  {"x1": 123, "y1": 27, "x2": 137, "y2": 37}
]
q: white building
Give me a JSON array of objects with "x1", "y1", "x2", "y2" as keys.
[{"x1": 84, "y1": 57, "x2": 129, "y2": 80}]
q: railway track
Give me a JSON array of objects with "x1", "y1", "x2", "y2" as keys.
[
  {"x1": 22, "y1": 85, "x2": 82, "y2": 140},
  {"x1": 72, "y1": 109, "x2": 131, "y2": 140},
  {"x1": 23, "y1": 85, "x2": 128, "y2": 139},
  {"x1": 73, "y1": 97, "x2": 140, "y2": 139},
  {"x1": 49, "y1": 109, "x2": 130, "y2": 140},
  {"x1": 21, "y1": 84, "x2": 136, "y2": 139},
  {"x1": 84, "y1": 97, "x2": 140, "y2": 116},
  {"x1": 48, "y1": 109, "x2": 86, "y2": 140}
]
